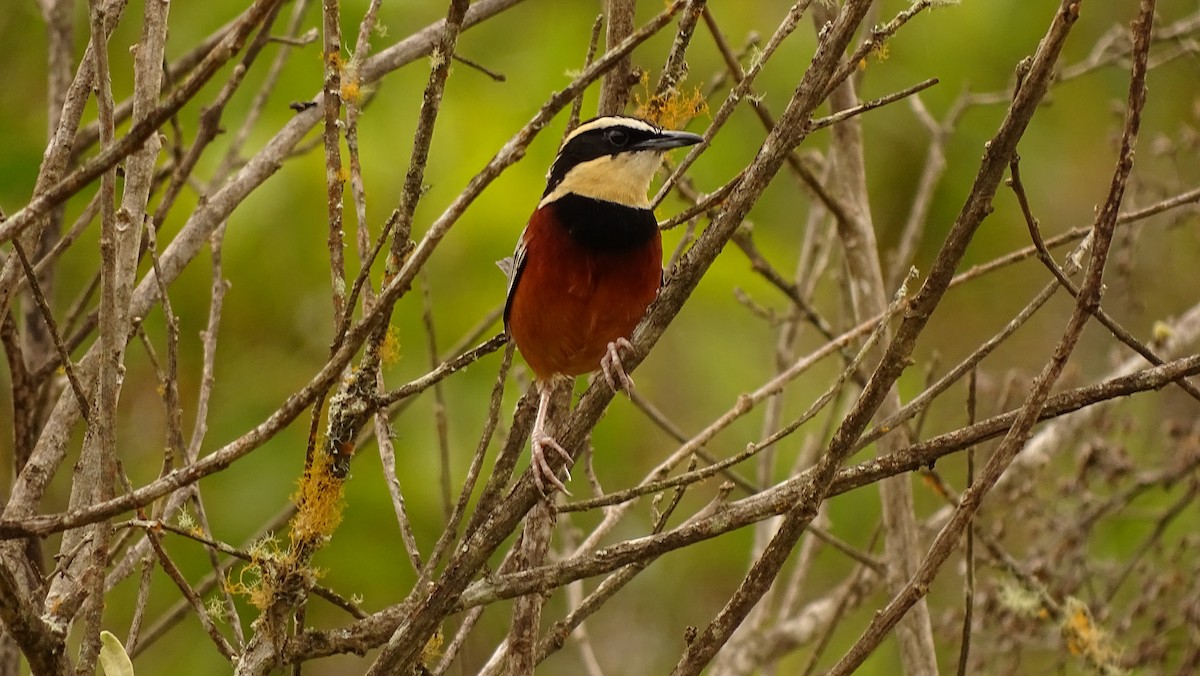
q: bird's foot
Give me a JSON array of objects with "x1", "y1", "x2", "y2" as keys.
[
  {"x1": 600, "y1": 338, "x2": 636, "y2": 394},
  {"x1": 531, "y1": 428, "x2": 572, "y2": 496}
]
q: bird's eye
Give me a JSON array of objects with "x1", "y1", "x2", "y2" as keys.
[{"x1": 605, "y1": 129, "x2": 629, "y2": 147}]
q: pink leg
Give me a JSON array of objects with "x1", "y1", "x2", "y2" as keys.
[
  {"x1": 600, "y1": 338, "x2": 636, "y2": 393},
  {"x1": 530, "y1": 382, "x2": 572, "y2": 495}
]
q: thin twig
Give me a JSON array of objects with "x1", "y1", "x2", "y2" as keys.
[
  {"x1": 7, "y1": 240, "x2": 90, "y2": 418},
  {"x1": 955, "y1": 369, "x2": 978, "y2": 676}
]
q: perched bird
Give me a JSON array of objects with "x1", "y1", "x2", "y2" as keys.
[{"x1": 503, "y1": 115, "x2": 703, "y2": 493}]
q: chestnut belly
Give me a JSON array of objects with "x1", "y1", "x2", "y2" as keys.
[{"x1": 509, "y1": 237, "x2": 661, "y2": 381}]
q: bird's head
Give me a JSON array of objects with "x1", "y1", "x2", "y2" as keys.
[{"x1": 540, "y1": 116, "x2": 703, "y2": 209}]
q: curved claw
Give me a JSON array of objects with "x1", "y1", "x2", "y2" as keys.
[
  {"x1": 600, "y1": 338, "x2": 636, "y2": 394},
  {"x1": 531, "y1": 430, "x2": 572, "y2": 496},
  {"x1": 530, "y1": 382, "x2": 573, "y2": 496}
]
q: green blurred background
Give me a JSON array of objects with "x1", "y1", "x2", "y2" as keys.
[{"x1": 1, "y1": 0, "x2": 1198, "y2": 673}]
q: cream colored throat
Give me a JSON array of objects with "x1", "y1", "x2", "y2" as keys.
[{"x1": 540, "y1": 151, "x2": 664, "y2": 209}]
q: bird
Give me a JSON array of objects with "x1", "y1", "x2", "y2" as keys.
[{"x1": 502, "y1": 115, "x2": 703, "y2": 494}]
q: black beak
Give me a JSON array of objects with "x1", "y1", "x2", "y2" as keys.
[{"x1": 631, "y1": 129, "x2": 704, "y2": 151}]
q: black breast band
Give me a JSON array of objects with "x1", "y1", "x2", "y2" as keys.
[{"x1": 551, "y1": 193, "x2": 658, "y2": 252}]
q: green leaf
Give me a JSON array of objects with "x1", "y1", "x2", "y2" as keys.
[{"x1": 98, "y1": 631, "x2": 134, "y2": 676}]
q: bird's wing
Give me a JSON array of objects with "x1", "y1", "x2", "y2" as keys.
[{"x1": 501, "y1": 226, "x2": 529, "y2": 330}]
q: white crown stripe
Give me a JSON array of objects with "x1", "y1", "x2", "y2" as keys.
[{"x1": 560, "y1": 116, "x2": 662, "y2": 148}]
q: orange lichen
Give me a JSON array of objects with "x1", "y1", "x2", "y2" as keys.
[
  {"x1": 380, "y1": 324, "x2": 402, "y2": 367},
  {"x1": 227, "y1": 451, "x2": 346, "y2": 613},
  {"x1": 634, "y1": 71, "x2": 709, "y2": 130},
  {"x1": 290, "y1": 449, "x2": 346, "y2": 545},
  {"x1": 340, "y1": 79, "x2": 363, "y2": 105},
  {"x1": 1060, "y1": 598, "x2": 1121, "y2": 668}
]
